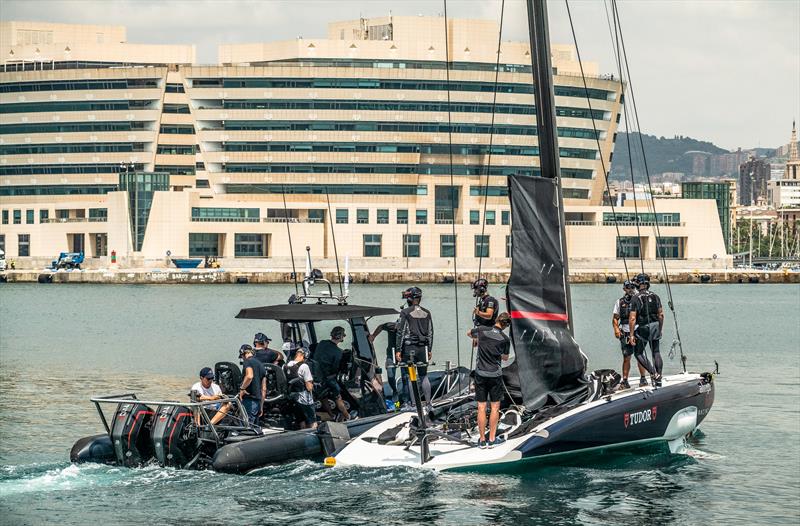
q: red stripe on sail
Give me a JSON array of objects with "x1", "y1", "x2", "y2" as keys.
[{"x1": 510, "y1": 310, "x2": 569, "y2": 321}]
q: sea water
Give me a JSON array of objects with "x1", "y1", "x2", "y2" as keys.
[{"x1": 0, "y1": 283, "x2": 798, "y2": 525}]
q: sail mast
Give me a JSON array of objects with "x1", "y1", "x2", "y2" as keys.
[{"x1": 526, "y1": 0, "x2": 574, "y2": 334}]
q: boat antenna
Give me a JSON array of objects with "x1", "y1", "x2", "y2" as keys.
[
  {"x1": 527, "y1": 0, "x2": 574, "y2": 334},
  {"x1": 281, "y1": 183, "x2": 300, "y2": 295},
  {"x1": 443, "y1": 0, "x2": 464, "y2": 391},
  {"x1": 563, "y1": 0, "x2": 630, "y2": 280},
  {"x1": 324, "y1": 184, "x2": 345, "y2": 298},
  {"x1": 610, "y1": 0, "x2": 686, "y2": 371},
  {"x1": 476, "y1": 0, "x2": 506, "y2": 288}
]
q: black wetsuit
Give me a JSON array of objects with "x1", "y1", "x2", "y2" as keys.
[
  {"x1": 630, "y1": 289, "x2": 663, "y2": 377},
  {"x1": 396, "y1": 303, "x2": 434, "y2": 406}
]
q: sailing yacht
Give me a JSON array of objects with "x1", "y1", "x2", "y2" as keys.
[{"x1": 331, "y1": 0, "x2": 715, "y2": 472}]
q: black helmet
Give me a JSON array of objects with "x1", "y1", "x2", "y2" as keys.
[
  {"x1": 238, "y1": 344, "x2": 254, "y2": 358},
  {"x1": 635, "y1": 273, "x2": 650, "y2": 287},
  {"x1": 471, "y1": 278, "x2": 488, "y2": 297},
  {"x1": 623, "y1": 280, "x2": 635, "y2": 290},
  {"x1": 402, "y1": 286, "x2": 423, "y2": 303}
]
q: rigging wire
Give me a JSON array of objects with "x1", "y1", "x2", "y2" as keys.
[
  {"x1": 323, "y1": 184, "x2": 345, "y2": 298},
  {"x1": 563, "y1": 0, "x2": 630, "y2": 280},
  {"x1": 443, "y1": 0, "x2": 464, "y2": 393},
  {"x1": 280, "y1": 183, "x2": 300, "y2": 296},
  {"x1": 609, "y1": 3, "x2": 645, "y2": 275},
  {"x1": 610, "y1": 0, "x2": 686, "y2": 370},
  {"x1": 476, "y1": 0, "x2": 506, "y2": 284}
]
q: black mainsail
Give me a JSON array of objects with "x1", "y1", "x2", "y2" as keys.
[{"x1": 505, "y1": 0, "x2": 587, "y2": 409}]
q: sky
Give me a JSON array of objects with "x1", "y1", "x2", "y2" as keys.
[{"x1": 1, "y1": 0, "x2": 798, "y2": 150}]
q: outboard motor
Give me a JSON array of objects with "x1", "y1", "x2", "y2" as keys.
[
  {"x1": 110, "y1": 402, "x2": 154, "y2": 467},
  {"x1": 215, "y1": 362, "x2": 242, "y2": 396},
  {"x1": 151, "y1": 405, "x2": 199, "y2": 468}
]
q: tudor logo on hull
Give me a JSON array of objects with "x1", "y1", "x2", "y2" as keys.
[{"x1": 624, "y1": 406, "x2": 658, "y2": 428}]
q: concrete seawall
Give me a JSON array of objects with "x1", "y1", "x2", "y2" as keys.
[{"x1": 2, "y1": 269, "x2": 798, "y2": 284}]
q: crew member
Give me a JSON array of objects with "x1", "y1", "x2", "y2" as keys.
[
  {"x1": 286, "y1": 344, "x2": 316, "y2": 430},
  {"x1": 238, "y1": 344, "x2": 266, "y2": 424},
  {"x1": 253, "y1": 332, "x2": 282, "y2": 365},
  {"x1": 628, "y1": 273, "x2": 664, "y2": 387},
  {"x1": 612, "y1": 280, "x2": 648, "y2": 389},
  {"x1": 471, "y1": 278, "x2": 498, "y2": 327},
  {"x1": 369, "y1": 321, "x2": 401, "y2": 405},
  {"x1": 190, "y1": 367, "x2": 231, "y2": 425},
  {"x1": 313, "y1": 326, "x2": 352, "y2": 421},
  {"x1": 396, "y1": 286, "x2": 434, "y2": 410},
  {"x1": 468, "y1": 312, "x2": 511, "y2": 449}
]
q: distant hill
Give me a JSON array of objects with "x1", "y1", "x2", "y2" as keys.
[{"x1": 610, "y1": 132, "x2": 729, "y2": 179}]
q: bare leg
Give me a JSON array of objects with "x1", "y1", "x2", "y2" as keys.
[
  {"x1": 622, "y1": 355, "x2": 631, "y2": 380},
  {"x1": 210, "y1": 403, "x2": 231, "y2": 425},
  {"x1": 488, "y1": 401, "x2": 501, "y2": 442},
  {"x1": 636, "y1": 362, "x2": 648, "y2": 377},
  {"x1": 477, "y1": 401, "x2": 488, "y2": 441},
  {"x1": 335, "y1": 396, "x2": 350, "y2": 420}
]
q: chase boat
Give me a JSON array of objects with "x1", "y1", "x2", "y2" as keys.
[{"x1": 71, "y1": 267, "x2": 469, "y2": 474}]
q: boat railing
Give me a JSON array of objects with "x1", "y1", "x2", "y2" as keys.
[{"x1": 90, "y1": 393, "x2": 254, "y2": 445}]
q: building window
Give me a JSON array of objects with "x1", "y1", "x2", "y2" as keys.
[
  {"x1": 357, "y1": 209, "x2": 369, "y2": 224},
  {"x1": 39, "y1": 209, "x2": 49, "y2": 222},
  {"x1": 363, "y1": 234, "x2": 382, "y2": 257},
  {"x1": 377, "y1": 209, "x2": 389, "y2": 224},
  {"x1": 469, "y1": 210, "x2": 480, "y2": 225},
  {"x1": 485, "y1": 210, "x2": 496, "y2": 225},
  {"x1": 506, "y1": 235, "x2": 512, "y2": 257},
  {"x1": 416, "y1": 209, "x2": 428, "y2": 225},
  {"x1": 235, "y1": 233, "x2": 266, "y2": 257},
  {"x1": 397, "y1": 209, "x2": 408, "y2": 224},
  {"x1": 89, "y1": 208, "x2": 108, "y2": 221},
  {"x1": 25, "y1": 210, "x2": 34, "y2": 224},
  {"x1": 403, "y1": 234, "x2": 421, "y2": 258},
  {"x1": 18, "y1": 234, "x2": 30, "y2": 256},
  {"x1": 13, "y1": 210, "x2": 21, "y2": 224},
  {"x1": 563, "y1": 188, "x2": 590, "y2": 199},
  {"x1": 616, "y1": 236, "x2": 641, "y2": 259},
  {"x1": 308, "y1": 209, "x2": 325, "y2": 223},
  {"x1": 656, "y1": 237, "x2": 684, "y2": 259},
  {"x1": 440, "y1": 234, "x2": 456, "y2": 258},
  {"x1": 336, "y1": 209, "x2": 349, "y2": 224},
  {"x1": 474, "y1": 235, "x2": 490, "y2": 258},
  {"x1": 1, "y1": 210, "x2": 7, "y2": 224},
  {"x1": 188, "y1": 233, "x2": 220, "y2": 257},
  {"x1": 501, "y1": 210, "x2": 510, "y2": 225}
]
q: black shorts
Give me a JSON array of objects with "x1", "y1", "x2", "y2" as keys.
[
  {"x1": 619, "y1": 334, "x2": 635, "y2": 357},
  {"x1": 295, "y1": 403, "x2": 316, "y2": 426},
  {"x1": 474, "y1": 374, "x2": 504, "y2": 403}
]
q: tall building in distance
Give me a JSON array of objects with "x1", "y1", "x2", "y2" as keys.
[
  {"x1": 768, "y1": 122, "x2": 800, "y2": 209},
  {"x1": 738, "y1": 156, "x2": 771, "y2": 206},
  {"x1": 0, "y1": 18, "x2": 729, "y2": 269}
]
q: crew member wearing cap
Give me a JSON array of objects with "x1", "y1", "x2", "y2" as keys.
[
  {"x1": 612, "y1": 280, "x2": 648, "y2": 389},
  {"x1": 190, "y1": 367, "x2": 231, "y2": 425},
  {"x1": 238, "y1": 344, "x2": 266, "y2": 424},
  {"x1": 286, "y1": 343, "x2": 317, "y2": 430},
  {"x1": 253, "y1": 332, "x2": 284, "y2": 365}
]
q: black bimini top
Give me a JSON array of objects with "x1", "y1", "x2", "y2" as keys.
[{"x1": 235, "y1": 303, "x2": 398, "y2": 322}]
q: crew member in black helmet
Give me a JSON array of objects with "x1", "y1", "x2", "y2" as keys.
[
  {"x1": 471, "y1": 278, "x2": 499, "y2": 327},
  {"x1": 628, "y1": 273, "x2": 664, "y2": 387},
  {"x1": 395, "y1": 286, "x2": 434, "y2": 409},
  {"x1": 612, "y1": 280, "x2": 648, "y2": 389}
]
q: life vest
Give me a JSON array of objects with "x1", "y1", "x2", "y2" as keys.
[
  {"x1": 618, "y1": 294, "x2": 633, "y2": 325},
  {"x1": 285, "y1": 361, "x2": 307, "y2": 393},
  {"x1": 637, "y1": 290, "x2": 661, "y2": 324}
]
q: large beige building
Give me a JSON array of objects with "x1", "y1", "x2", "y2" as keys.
[{"x1": 0, "y1": 17, "x2": 729, "y2": 271}]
